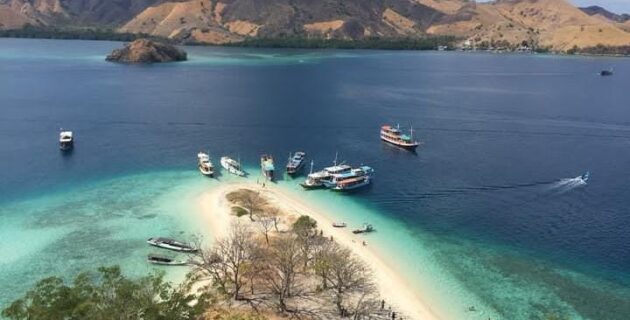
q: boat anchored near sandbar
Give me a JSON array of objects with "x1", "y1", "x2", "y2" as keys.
[
  {"x1": 221, "y1": 156, "x2": 245, "y2": 176},
  {"x1": 286, "y1": 151, "x2": 307, "y2": 176},
  {"x1": 352, "y1": 224, "x2": 374, "y2": 234},
  {"x1": 261, "y1": 154, "x2": 275, "y2": 181},
  {"x1": 147, "y1": 254, "x2": 188, "y2": 266},
  {"x1": 147, "y1": 237, "x2": 198, "y2": 253},
  {"x1": 198, "y1": 152, "x2": 214, "y2": 177},
  {"x1": 301, "y1": 159, "x2": 352, "y2": 190}
]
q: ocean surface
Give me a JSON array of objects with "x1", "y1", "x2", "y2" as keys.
[{"x1": 1, "y1": 38, "x2": 629, "y2": 319}]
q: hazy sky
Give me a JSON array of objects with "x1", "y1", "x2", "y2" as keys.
[
  {"x1": 570, "y1": 0, "x2": 630, "y2": 13},
  {"x1": 476, "y1": 1, "x2": 630, "y2": 14}
]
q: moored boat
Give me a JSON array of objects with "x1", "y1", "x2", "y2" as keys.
[
  {"x1": 286, "y1": 151, "x2": 307, "y2": 175},
  {"x1": 352, "y1": 223, "x2": 374, "y2": 234},
  {"x1": 332, "y1": 222, "x2": 347, "y2": 228},
  {"x1": 221, "y1": 156, "x2": 245, "y2": 176},
  {"x1": 332, "y1": 175, "x2": 371, "y2": 191},
  {"x1": 301, "y1": 163, "x2": 352, "y2": 189},
  {"x1": 147, "y1": 237, "x2": 198, "y2": 253},
  {"x1": 323, "y1": 165, "x2": 374, "y2": 188},
  {"x1": 380, "y1": 124, "x2": 419, "y2": 151},
  {"x1": 147, "y1": 254, "x2": 188, "y2": 266},
  {"x1": 198, "y1": 152, "x2": 214, "y2": 177},
  {"x1": 301, "y1": 161, "x2": 329, "y2": 189},
  {"x1": 261, "y1": 154, "x2": 275, "y2": 181},
  {"x1": 59, "y1": 130, "x2": 74, "y2": 151}
]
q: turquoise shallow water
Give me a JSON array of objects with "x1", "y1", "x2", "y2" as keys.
[{"x1": 0, "y1": 170, "x2": 213, "y2": 306}]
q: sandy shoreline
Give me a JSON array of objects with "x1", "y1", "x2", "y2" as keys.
[{"x1": 196, "y1": 181, "x2": 441, "y2": 320}]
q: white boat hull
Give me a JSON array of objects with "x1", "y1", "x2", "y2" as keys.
[{"x1": 221, "y1": 157, "x2": 245, "y2": 176}]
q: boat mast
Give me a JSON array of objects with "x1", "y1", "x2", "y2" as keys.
[
  {"x1": 309, "y1": 160, "x2": 314, "y2": 174},
  {"x1": 334, "y1": 152, "x2": 338, "y2": 166},
  {"x1": 410, "y1": 124, "x2": 414, "y2": 140}
]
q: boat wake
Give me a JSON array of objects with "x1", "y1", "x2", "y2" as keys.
[
  {"x1": 545, "y1": 172, "x2": 589, "y2": 194},
  {"x1": 372, "y1": 172, "x2": 590, "y2": 205}
]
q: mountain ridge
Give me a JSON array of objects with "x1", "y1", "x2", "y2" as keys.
[{"x1": 2, "y1": 0, "x2": 630, "y2": 52}]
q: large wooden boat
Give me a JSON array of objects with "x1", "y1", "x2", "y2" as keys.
[
  {"x1": 323, "y1": 165, "x2": 374, "y2": 189},
  {"x1": 301, "y1": 162, "x2": 352, "y2": 189},
  {"x1": 331, "y1": 175, "x2": 371, "y2": 191},
  {"x1": 261, "y1": 154, "x2": 275, "y2": 181},
  {"x1": 198, "y1": 152, "x2": 214, "y2": 177},
  {"x1": 286, "y1": 151, "x2": 307, "y2": 176},
  {"x1": 380, "y1": 124, "x2": 419, "y2": 151}
]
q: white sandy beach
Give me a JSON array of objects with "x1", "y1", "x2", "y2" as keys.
[{"x1": 196, "y1": 181, "x2": 441, "y2": 320}]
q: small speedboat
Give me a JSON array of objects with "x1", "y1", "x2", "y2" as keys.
[
  {"x1": 221, "y1": 156, "x2": 245, "y2": 176},
  {"x1": 332, "y1": 222, "x2": 347, "y2": 228},
  {"x1": 581, "y1": 171, "x2": 590, "y2": 183},
  {"x1": 147, "y1": 237, "x2": 198, "y2": 253},
  {"x1": 59, "y1": 130, "x2": 73, "y2": 151},
  {"x1": 600, "y1": 69, "x2": 613, "y2": 76},
  {"x1": 352, "y1": 224, "x2": 374, "y2": 234},
  {"x1": 198, "y1": 152, "x2": 214, "y2": 177},
  {"x1": 147, "y1": 254, "x2": 188, "y2": 266}
]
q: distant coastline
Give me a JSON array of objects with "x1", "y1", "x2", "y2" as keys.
[
  {"x1": 0, "y1": 25, "x2": 454, "y2": 51},
  {"x1": 2, "y1": 26, "x2": 629, "y2": 58}
]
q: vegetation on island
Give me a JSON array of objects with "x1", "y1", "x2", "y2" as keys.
[
  {"x1": 0, "y1": 25, "x2": 456, "y2": 51},
  {"x1": 224, "y1": 36, "x2": 458, "y2": 50},
  {"x1": 192, "y1": 189, "x2": 385, "y2": 318},
  {"x1": 575, "y1": 44, "x2": 630, "y2": 56},
  {"x1": 1, "y1": 266, "x2": 212, "y2": 320},
  {"x1": 0, "y1": 25, "x2": 163, "y2": 43}
]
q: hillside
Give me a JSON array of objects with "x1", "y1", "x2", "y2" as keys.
[
  {"x1": 426, "y1": 0, "x2": 630, "y2": 51},
  {"x1": 2, "y1": 0, "x2": 630, "y2": 52},
  {"x1": 119, "y1": 0, "x2": 445, "y2": 44},
  {"x1": 580, "y1": 5, "x2": 630, "y2": 32}
]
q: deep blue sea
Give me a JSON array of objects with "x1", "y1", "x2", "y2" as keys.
[{"x1": 1, "y1": 38, "x2": 629, "y2": 319}]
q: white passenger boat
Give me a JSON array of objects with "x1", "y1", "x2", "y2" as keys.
[
  {"x1": 331, "y1": 175, "x2": 372, "y2": 191},
  {"x1": 198, "y1": 152, "x2": 214, "y2": 177},
  {"x1": 221, "y1": 156, "x2": 245, "y2": 176},
  {"x1": 59, "y1": 130, "x2": 74, "y2": 151}
]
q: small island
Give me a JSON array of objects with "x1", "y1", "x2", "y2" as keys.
[{"x1": 106, "y1": 39, "x2": 187, "y2": 64}]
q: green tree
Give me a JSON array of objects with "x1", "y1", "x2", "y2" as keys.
[
  {"x1": 292, "y1": 215, "x2": 317, "y2": 236},
  {"x1": 2, "y1": 266, "x2": 212, "y2": 320}
]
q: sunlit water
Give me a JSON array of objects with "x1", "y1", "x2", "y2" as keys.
[{"x1": 1, "y1": 38, "x2": 629, "y2": 319}]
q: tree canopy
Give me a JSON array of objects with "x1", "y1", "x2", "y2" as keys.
[{"x1": 2, "y1": 266, "x2": 211, "y2": 320}]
